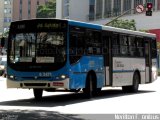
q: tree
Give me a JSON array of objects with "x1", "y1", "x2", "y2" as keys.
[
  {"x1": 3, "y1": 30, "x2": 9, "y2": 37},
  {"x1": 157, "y1": 42, "x2": 160, "y2": 49},
  {"x1": 37, "y1": 0, "x2": 56, "y2": 18},
  {"x1": 106, "y1": 19, "x2": 136, "y2": 31}
]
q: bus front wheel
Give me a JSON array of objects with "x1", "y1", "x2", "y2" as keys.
[
  {"x1": 83, "y1": 73, "x2": 94, "y2": 98},
  {"x1": 83, "y1": 72, "x2": 99, "y2": 98},
  {"x1": 33, "y1": 88, "x2": 43, "y2": 101}
]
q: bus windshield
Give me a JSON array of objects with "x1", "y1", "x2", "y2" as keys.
[{"x1": 8, "y1": 19, "x2": 67, "y2": 71}]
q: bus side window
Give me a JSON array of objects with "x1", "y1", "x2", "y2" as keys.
[
  {"x1": 120, "y1": 35, "x2": 128, "y2": 56},
  {"x1": 128, "y1": 36, "x2": 136, "y2": 57},
  {"x1": 86, "y1": 30, "x2": 102, "y2": 55},
  {"x1": 112, "y1": 34, "x2": 120, "y2": 56},
  {"x1": 69, "y1": 35, "x2": 77, "y2": 55},
  {"x1": 151, "y1": 39, "x2": 157, "y2": 58},
  {"x1": 69, "y1": 26, "x2": 85, "y2": 64},
  {"x1": 136, "y1": 37, "x2": 144, "y2": 57},
  {"x1": 69, "y1": 26, "x2": 85, "y2": 56}
]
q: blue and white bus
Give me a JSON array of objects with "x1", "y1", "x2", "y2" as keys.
[{"x1": 6, "y1": 19, "x2": 157, "y2": 100}]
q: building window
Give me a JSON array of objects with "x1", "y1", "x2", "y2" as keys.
[
  {"x1": 20, "y1": 0, "x2": 22, "y2": 4},
  {"x1": 123, "y1": 0, "x2": 132, "y2": 14},
  {"x1": 19, "y1": 0, "x2": 23, "y2": 20},
  {"x1": 64, "y1": 5, "x2": 69, "y2": 18},
  {"x1": 28, "y1": 0, "x2": 31, "y2": 19},
  {"x1": 28, "y1": 0, "x2": 31, "y2": 5},
  {"x1": 104, "y1": 0, "x2": 111, "y2": 18},
  {"x1": 37, "y1": 0, "x2": 39, "y2": 5},
  {"x1": 4, "y1": 8, "x2": 11, "y2": 14},
  {"x1": 63, "y1": 0, "x2": 70, "y2": 18},
  {"x1": 96, "y1": 0, "x2": 103, "y2": 19},
  {"x1": 4, "y1": 0, "x2": 11, "y2": 5},
  {"x1": 28, "y1": 9, "x2": 31, "y2": 19},
  {"x1": 4, "y1": 17, "x2": 12, "y2": 23},
  {"x1": 64, "y1": 0, "x2": 69, "y2": 4},
  {"x1": 89, "y1": 0, "x2": 95, "y2": 20},
  {"x1": 45, "y1": 0, "x2": 48, "y2": 4},
  {"x1": 19, "y1": 9, "x2": 22, "y2": 20},
  {"x1": 113, "y1": 0, "x2": 121, "y2": 16}
]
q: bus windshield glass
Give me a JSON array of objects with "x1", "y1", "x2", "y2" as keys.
[{"x1": 8, "y1": 19, "x2": 67, "y2": 71}]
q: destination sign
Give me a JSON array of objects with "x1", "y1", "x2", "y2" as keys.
[
  {"x1": 37, "y1": 23, "x2": 67, "y2": 29},
  {"x1": 10, "y1": 19, "x2": 67, "y2": 32}
]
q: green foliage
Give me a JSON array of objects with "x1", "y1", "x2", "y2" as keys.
[
  {"x1": 157, "y1": 42, "x2": 160, "y2": 49},
  {"x1": 107, "y1": 19, "x2": 136, "y2": 31},
  {"x1": 3, "y1": 31, "x2": 9, "y2": 37},
  {"x1": 37, "y1": 0, "x2": 56, "y2": 18},
  {"x1": 0, "y1": 30, "x2": 9, "y2": 38},
  {"x1": 139, "y1": 29, "x2": 149, "y2": 32}
]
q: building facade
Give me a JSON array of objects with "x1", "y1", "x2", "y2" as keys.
[
  {"x1": 0, "y1": 0, "x2": 12, "y2": 35},
  {"x1": 56, "y1": 0, "x2": 160, "y2": 30},
  {"x1": 0, "y1": 0, "x2": 49, "y2": 35},
  {"x1": 56, "y1": 0, "x2": 89, "y2": 21},
  {"x1": 12, "y1": 0, "x2": 49, "y2": 21},
  {"x1": 56, "y1": 0, "x2": 160, "y2": 69}
]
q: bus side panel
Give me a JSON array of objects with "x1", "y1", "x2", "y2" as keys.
[
  {"x1": 69, "y1": 56, "x2": 105, "y2": 89},
  {"x1": 152, "y1": 58, "x2": 158, "y2": 82},
  {"x1": 112, "y1": 57, "x2": 145, "y2": 87}
]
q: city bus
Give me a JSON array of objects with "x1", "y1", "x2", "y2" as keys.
[{"x1": 6, "y1": 19, "x2": 157, "y2": 100}]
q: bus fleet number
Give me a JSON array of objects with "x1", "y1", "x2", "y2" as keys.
[{"x1": 39, "y1": 72, "x2": 52, "y2": 77}]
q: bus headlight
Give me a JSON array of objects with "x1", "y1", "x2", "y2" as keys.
[
  {"x1": 55, "y1": 75, "x2": 68, "y2": 80},
  {"x1": 9, "y1": 75, "x2": 15, "y2": 80},
  {"x1": 60, "y1": 75, "x2": 67, "y2": 79}
]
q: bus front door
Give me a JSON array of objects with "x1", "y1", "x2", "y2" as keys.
[{"x1": 145, "y1": 41, "x2": 152, "y2": 83}]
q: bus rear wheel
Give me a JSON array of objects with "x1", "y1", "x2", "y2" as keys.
[
  {"x1": 122, "y1": 72, "x2": 140, "y2": 93},
  {"x1": 33, "y1": 88, "x2": 43, "y2": 101}
]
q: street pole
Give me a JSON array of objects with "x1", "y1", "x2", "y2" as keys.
[{"x1": 105, "y1": 8, "x2": 136, "y2": 26}]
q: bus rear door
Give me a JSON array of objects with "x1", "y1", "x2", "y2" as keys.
[
  {"x1": 145, "y1": 40, "x2": 152, "y2": 83},
  {"x1": 102, "y1": 31, "x2": 112, "y2": 86}
]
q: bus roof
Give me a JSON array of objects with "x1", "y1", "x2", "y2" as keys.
[
  {"x1": 102, "y1": 25, "x2": 156, "y2": 38},
  {"x1": 11, "y1": 18, "x2": 156, "y2": 38},
  {"x1": 68, "y1": 20, "x2": 101, "y2": 30},
  {"x1": 68, "y1": 19, "x2": 156, "y2": 38}
]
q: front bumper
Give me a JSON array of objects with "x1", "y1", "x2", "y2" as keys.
[{"x1": 7, "y1": 78, "x2": 70, "y2": 89}]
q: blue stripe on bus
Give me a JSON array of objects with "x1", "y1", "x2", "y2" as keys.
[
  {"x1": 113, "y1": 70, "x2": 145, "y2": 73},
  {"x1": 68, "y1": 20, "x2": 102, "y2": 30}
]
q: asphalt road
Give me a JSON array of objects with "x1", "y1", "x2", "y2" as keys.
[{"x1": 0, "y1": 77, "x2": 160, "y2": 120}]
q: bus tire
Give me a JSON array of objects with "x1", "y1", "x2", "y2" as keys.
[
  {"x1": 122, "y1": 72, "x2": 140, "y2": 93},
  {"x1": 131, "y1": 72, "x2": 140, "y2": 92},
  {"x1": 83, "y1": 73, "x2": 95, "y2": 98},
  {"x1": 33, "y1": 88, "x2": 43, "y2": 101},
  {"x1": 95, "y1": 88, "x2": 102, "y2": 93}
]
